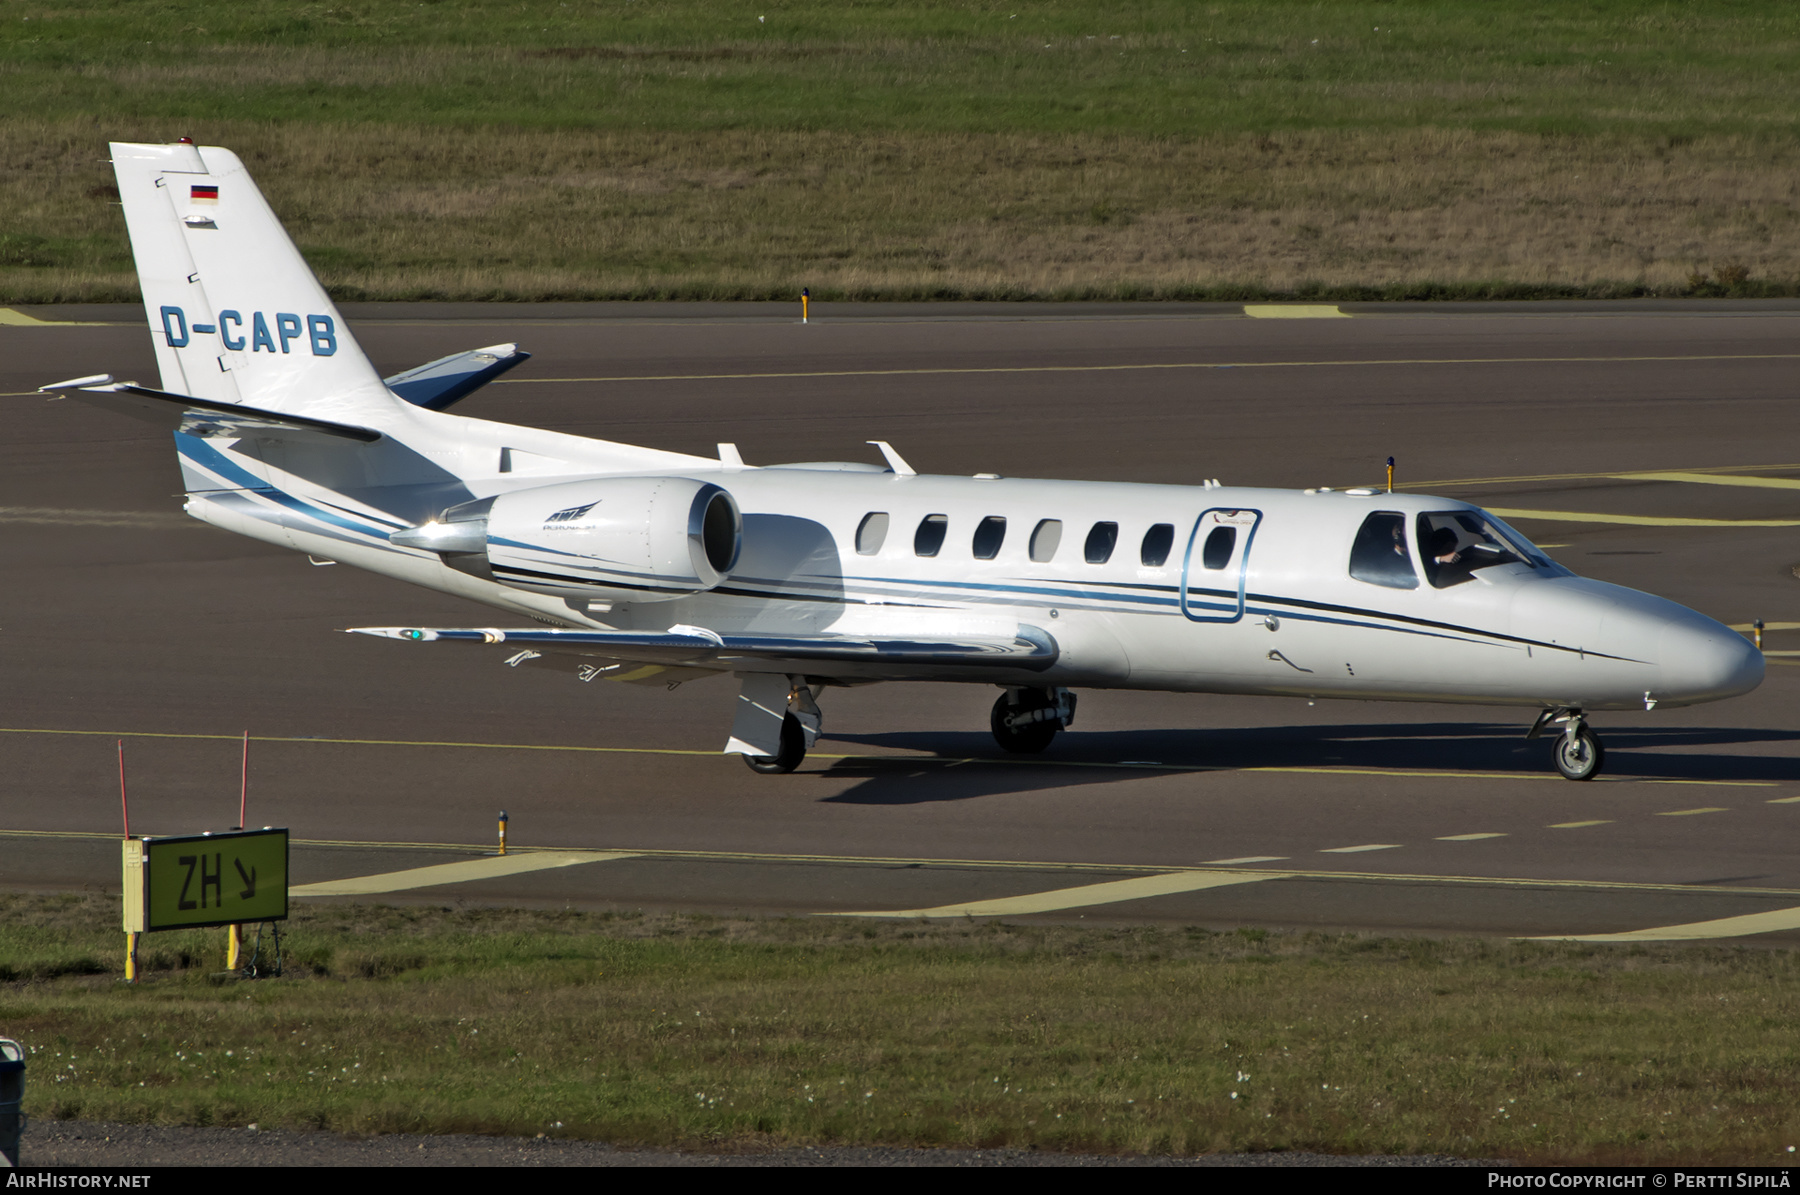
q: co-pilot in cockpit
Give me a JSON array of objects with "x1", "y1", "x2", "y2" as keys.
[{"x1": 1348, "y1": 508, "x2": 1565, "y2": 592}]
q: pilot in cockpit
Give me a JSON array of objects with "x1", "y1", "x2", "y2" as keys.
[{"x1": 1425, "y1": 525, "x2": 1471, "y2": 586}]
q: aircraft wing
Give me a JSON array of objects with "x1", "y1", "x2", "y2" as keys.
[
  {"x1": 347, "y1": 624, "x2": 1059, "y2": 681},
  {"x1": 41, "y1": 376, "x2": 381, "y2": 443}
]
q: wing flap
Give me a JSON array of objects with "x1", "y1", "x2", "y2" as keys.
[{"x1": 348, "y1": 624, "x2": 1059, "y2": 678}]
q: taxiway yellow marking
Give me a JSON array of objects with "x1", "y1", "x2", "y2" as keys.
[
  {"x1": 0, "y1": 727, "x2": 1769, "y2": 790},
  {"x1": 499, "y1": 353, "x2": 1800, "y2": 388},
  {"x1": 291, "y1": 851, "x2": 636, "y2": 896},
  {"x1": 1320, "y1": 843, "x2": 1402, "y2": 853},
  {"x1": 1624, "y1": 471, "x2": 1800, "y2": 490},
  {"x1": 834, "y1": 869, "x2": 1286, "y2": 918},
  {"x1": 1535, "y1": 906, "x2": 1800, "y2": 942},
  {"x1": 1549, "y1": 820, "x2": 1613, "y2": 828},
  {"x1": 1485, "y1": 506, "x2": 1800, "y2": 528},
  {"x1": 1646, "y1": 779, "x2": 1773, "y2": 787},
  {"x1": 0, "y1": 506, "x2": 193, "y2": 529},
  {"x1": 1243, "y1": 305, "x2": 1349, "y2": 319},
  {"x1": 1437, "y1": 833, "x2": 1507, "y2": 841},
  {"x1": 1400, "y1": 462, "x2": 1800, "y2": 491},
  {"x1": 7, "y1": 829, "x2": 1797, "y2": 899},
  {"x1": 1757, "y1": 651, "x2": 1800, "y2": 657},
  {"x1": 1729, "y1": 622, "x2": 1800, "y2": 632},
  {"x1": 1203, "y1": 855, "x2": 1288, "y2": 865},
  {"x1": 1769, "y1": 796, "x2": 1800, "y2": 804},
  {"x1": 1655, "y1": 807, "x2": 1730, "y2": 817},
  {"x1": 0, "y1": 308, "x2": 114, "y2": 327}
]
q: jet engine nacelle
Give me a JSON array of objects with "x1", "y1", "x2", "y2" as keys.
[{"x1": 393, "y1": 476, "x2": 741, "y2": 602}]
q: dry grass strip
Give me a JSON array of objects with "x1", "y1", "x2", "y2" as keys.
[{"x1": 6, "y1": 120, "x2": 1800, "y2": 302}]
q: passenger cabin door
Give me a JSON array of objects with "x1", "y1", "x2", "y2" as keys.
[{"x1": 1180, "y1": 507, "x2": 1263, "y2": 623}]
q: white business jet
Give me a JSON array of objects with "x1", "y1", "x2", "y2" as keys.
[{"x1": 44, "y1": 141, "x2": 1763, "y2": 780}]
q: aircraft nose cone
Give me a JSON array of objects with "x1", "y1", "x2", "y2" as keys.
[{"x1": 1658, "y1": 617, "x2": 1763, "y2": 703}]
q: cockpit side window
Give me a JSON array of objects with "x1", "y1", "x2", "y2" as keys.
[
  {"x1": 1348, "y1": 512, "x2": 1418, "y2": 590},
  {"x1": 1416, "y1": 510, "x2": 1529, "y2": 589}
]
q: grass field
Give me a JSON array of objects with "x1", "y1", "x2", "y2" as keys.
[
  {"x1": 4, "y1": 893, "x2": 1800, "y2": 1163},
  {"x1": 5, "y1": 2, "x2": 1800, "y2": 301}
]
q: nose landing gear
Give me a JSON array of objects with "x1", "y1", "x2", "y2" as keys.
[
  {"x1": 1529, "y1": 707, "x2": 1605, "y2": 781},
  {"x1": 991, "y1": 687, "x2": 1076, "y2": 754}
]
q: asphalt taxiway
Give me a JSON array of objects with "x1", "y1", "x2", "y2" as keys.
[{"x1": 5, "y1": 300, "x2": 1800, "y2": 943}]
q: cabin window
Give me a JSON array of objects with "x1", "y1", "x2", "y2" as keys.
[
  {"x1": 972, "y1": 516, "x2": 1007, "y2": 560},
  {"x1": 1140, "y1": 523, "x2": 1174, "y2": 567},
  {"x1": 1348, "y1": 511, "x2": 1418, "y2": 589},
  {"x1": 1417, "y1": 511, "x2": 1534, "y2": 589},
  {"x1": 1201, "y1": 526, "x2": 1236, "y2": 570},
  {"x1": 1029, "y1": 519, "x2": 1063, "y2": 562},
  {"x1": 914, "y1": 514, "x2": 949, "y2": 557},
  {"x1": 855, "y1": 512, "x2": 890, "y2": 556},
  {"x1": 1084, "y1": 521, "x2": 1118, "y2": 564}
]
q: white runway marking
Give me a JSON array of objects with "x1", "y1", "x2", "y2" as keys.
[
  {"x1": 833, "y1": 869, "x2": 1285, "y2": 918},
  {"x1": 1533, "y1": 906, "x2": 1800, "y2": 942},
  {"x1": 292, "y1": 851, "x2": 636, "y2": 896}
]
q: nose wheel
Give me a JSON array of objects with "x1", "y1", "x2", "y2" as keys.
[{"x1": 1531, "y1": 708, "x2": 1605, "y2": 781}]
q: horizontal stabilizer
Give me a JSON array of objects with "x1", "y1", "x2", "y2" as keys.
[
  {"x1": 41, "y1": 377, "x2": 381, "y2": 444},
  {"x1": 348, "y1": 624, "x2": 1059, "y2": 677},
  {"x1": 384, "y1": 344, "x2": 531, "y2": 411}
]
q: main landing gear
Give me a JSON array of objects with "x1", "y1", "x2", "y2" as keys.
[
  {"x1": 1529, "y1": 707, "x2": 1605, "y2": 781},
  {"x1": 743, "y1": 712, "x2": 808, "y2": 774},
  {"x1": 991, "y1": 687, "x2": 1076, "y2": 754},
  {"x1": 737, "y1": 676, "x2": 822, "y2": 775}
]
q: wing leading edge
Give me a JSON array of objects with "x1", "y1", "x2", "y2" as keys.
[{"x1": 348, "y1": 624, "x2": 1059, "y2": 681}]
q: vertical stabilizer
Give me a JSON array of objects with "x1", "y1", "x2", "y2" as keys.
[{"x1": 110, "y1": 141, "x2": 399, "y2": 423}]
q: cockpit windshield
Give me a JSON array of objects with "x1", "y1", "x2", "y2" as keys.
[{"x1": 1417, "y1": 510, "x2": 1564, "y2": 589}]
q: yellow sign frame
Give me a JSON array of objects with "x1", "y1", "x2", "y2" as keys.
[{"x1": 123, "y1": 828, "x2": 289, "y2": 933}]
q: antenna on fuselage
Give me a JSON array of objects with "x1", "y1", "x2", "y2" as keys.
[{"x1": 867, "y1": 441, "x2": 916, "y2": 476}]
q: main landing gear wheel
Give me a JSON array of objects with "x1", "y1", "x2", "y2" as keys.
[
  {"x1": 743, "y1": 713, "x2": 807, "y2": 774},
  {"x1": 1552, "y1": 725, "x2": 1605, "y2": 781},
  {"x1": 991, "y1": 691, "x2": 1061, "y2": 754}
]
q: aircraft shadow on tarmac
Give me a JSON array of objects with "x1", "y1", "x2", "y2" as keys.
[{"x1": 815, "y1": 722, "x2": 1800, "y2": 804}]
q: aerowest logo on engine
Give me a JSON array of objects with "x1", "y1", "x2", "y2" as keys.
[
  {"x1": 159, "y1": 306, "x2": 338, "y2": 356},
  {"x1": 542, "y1": 500, "x2": 603, "y2": 532}
]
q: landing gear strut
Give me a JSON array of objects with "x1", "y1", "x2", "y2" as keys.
[
  {"x1": 1529, "y1": 707, "x2": 1605, "y2": 781},
  {"x1": 991, "y1": 687, "x2": 1076, "y2": 754}
]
